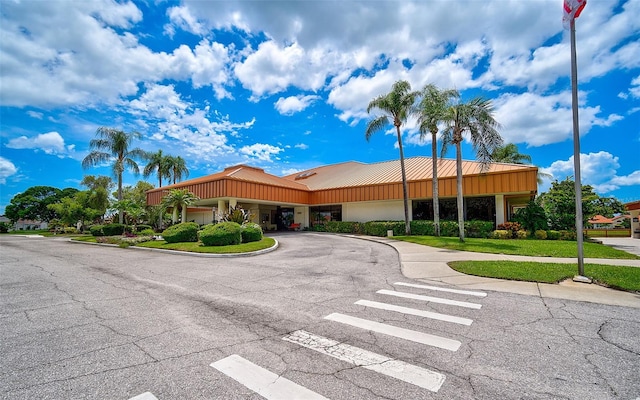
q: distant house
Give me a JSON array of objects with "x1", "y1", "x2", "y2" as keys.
[
  {"x1": 588, "y1": 214, "x2": 630, "y2": 229},
  {"x1": 146, "y1": 156, "x2": 538, "y2": 231},
  {"x1": 13, "y1": 219, "x2": 48, "y2": 230}
]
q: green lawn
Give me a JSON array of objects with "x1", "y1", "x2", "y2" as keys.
[
  {"x1": 449, "y1": 261, "x2": 640, "y2": 292},
  {"x1": 393, "y1": 235, "x2": 640, "y2": 259},
  {"x1": 134, "y1": 237, "x2": 276, "y2": 254}
]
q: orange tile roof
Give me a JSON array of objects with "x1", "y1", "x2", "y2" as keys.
[
  {"x1": 588, "y1": 215, "x2": 614, "y2": 224},
  {"x1": 282, "y1": 156, "x2": 536, "y2": 190}
]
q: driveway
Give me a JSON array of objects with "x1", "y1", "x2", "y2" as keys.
[{"x1": 1, "y1": 233, "x2": 639, "y2": 399}]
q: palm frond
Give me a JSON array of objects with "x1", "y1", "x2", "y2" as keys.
[{"x1": 365, "y1": 116, "x2": 389, "y2": 141}]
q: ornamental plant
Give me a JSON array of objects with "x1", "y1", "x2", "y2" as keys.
[
  {"x1": 162, "y1": 222, "x2": 199, "y2": 243},
  {"x1": 199, "y1": 222, "x2": 242, "y2": 246},
  {"x1": 241, "y1": 223, "x2": 263, "y2": 243}
]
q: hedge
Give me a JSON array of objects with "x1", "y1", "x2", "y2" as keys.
[
  {"x1": 162, "y1": 222, "x2": 199, "y2": 243},
  {"x1": 199, "y1": 222, "x2": 242, "y2": 246},
  {"x1": 241, "y1": 223, "x2": 263, "y2": 243}
]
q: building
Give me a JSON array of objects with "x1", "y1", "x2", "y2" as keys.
[
  {"x1": 587, "y1": 214, "x2": 630, "y2": 229},
  {"x1": 146, "y1": 156, "x2": 538, "y2": 230},
  {"x1": 626, "y1": 200, "x2": 640, "y2": 238}
]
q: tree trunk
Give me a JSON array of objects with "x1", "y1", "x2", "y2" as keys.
[
  {"x1": 455, "y1": 140, "x2": 465, "y2": 242},
  {"x1": 172, "y1": 207, "x2": 178, "y2": 223},
  {"x1": 396, "y1": 125, "x2": 411, "y2": 235},
  {"x1": 117, "y1": 174, "x2": 124, "y2": 224},
  {"x1": 181, "y1": 203, "x2": 188, "y2": 224},
  {"x1": 431, "y1": 131, "x2": 440, "y2": 236}
]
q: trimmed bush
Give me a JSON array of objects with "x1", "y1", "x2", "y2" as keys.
[
  {"x1": 439, "y1": 220, "x2": 460, "y2": 237},
  {"x1": 326, "y1": 221, "x2": 361, "y2": 234},
  {"x1": 534, "y1": 230, "x2": 548, "y2": 240},
  {"x1": 103, "y1": 223, "x2": 125, "y2": 236},
  {"x1": 139, "y1": 228, "x2": 156, "y2": 236},
  {"x1": 136, "y1": 224, "x2": 152, "y2": 232},
  {"x1": 410, "y1": 220, "x2": 436, "y2": 236},
  {"x1": 241, "y1": 223, "x2": 263, "y2": 243},
  {"x1": 199, "y1": 222, "x2": 242, "y2": 246},
  {"x1": 492, "y1": 230, "x2": 511, "y2": 239},
  {"x1": 516, "y1": 230, "x2": 528, "y2": 239},
  {"x1": 547, "y1": 230, "x2": 561, "y2": 240},
  {"x1": 90, "y1": 225, "x2": 105, "y2": 236},
  {"x1": 465, "y1": 220, "x2": 494, "y2": 238},
  {"x1": 63, "y1": 227, "x2": 77, "y2": 234},
  {"x1": 497, "y1": 222, "x2": 522, "y2": 239},
  {"x1": 162, "y1": 222, "x2": 199, "y2": 243},
  {"x1": 559, "y1": 230, "x2": 577, "y2": 241},
  {"x1": 363, "y1": 221, "x2": 405, "y2": 237}
]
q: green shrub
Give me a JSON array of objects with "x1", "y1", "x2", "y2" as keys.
[
  {"x1": 439, "y1": 220, "x2": 460, "y2": 237},
  {"x1": 325, "y1": 221, "x2": 361, "y2": 234},
  {"x1": 492, "y1": 230, "x2": 511, "y2": 239},
  {"x1": 199, "y1": 222, "x2": 242, "y2": 246},
  {"x1": 311, "y1": 223, "x2": 327, "y2": 232},
  {"x1": 516, "y1": 230, "x2": 528, "y2": 239},
  {"x1": 136, "y1": 224, "x2": 152, "y2": 232},
  {"x1": 363, "y1": 221, "x2": 405, "y2": 237},
  {"x1": 63, "y1": 227, "x2": 77, "y2": 234},
  {"x1": 103, "y1": 223, "x2": 125, "y2": 236},
  {"x1": 547, "y1": 230, "x2": 561, "y2": 240},
  {"x1": 512, "y1": 200, "x2": 548, "y2": 232},
  {"x1": 410, "y1": 220, "x2": 436, "y2": 236},
  {"x1": 139, "y1": 228, "x2": 156, "y2": 236},
  {"x1": 534, "y1": 230, "x2": 547, "y2": 240},
  {"x1": 241, "y1": 223, "x2": 263, "y2": 243},
  {"x1": 90, "y1": 225, "x2": 105, "y2": 236},
  {"x1": 465, "y1": 220, "x2": 494, "y2": 238},
  {"x1": 559, "y1": 230, "x2": 577, "y2": 241},
  {"x1": 0, "y1": 222, "x2": 10, "y2": 233},
  {"x1": 162, "y1": 222, "x2": 199, "y2": 243}
]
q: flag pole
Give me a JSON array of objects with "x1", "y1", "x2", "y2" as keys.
[{"x1": 569, "y1": 17, "x2": 590, "y2": 283}]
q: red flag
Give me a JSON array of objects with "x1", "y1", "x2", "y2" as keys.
[{"x1": 563, "y1": 0, "x2": 587, "y2": 30}]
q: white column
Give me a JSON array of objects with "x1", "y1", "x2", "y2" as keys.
[
  {"x1": 495, "y1": 194, "x2": 505, "y2": 226},
  {"x1": 229, "y1": 198, "x2": 237, "y2": 209},
  {"x1": 217, "y1": 200, "x2": 226, "y2": 221}
]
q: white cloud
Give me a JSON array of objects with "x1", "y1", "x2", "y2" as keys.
[
  {"x1": 239, "y1": 144, "x2": 283, "y2": 162},
  {"x1": 165, "y1": 5, "x2": 207, "y2": 37},
  {"x1": 274, "y1": 95, "x2": 319, "y2": 115},
  {"x1": 294, "y1": 143, "x2": 309, "y2": 150},
  {"x1": 27, "y1": 111, "x2": 43, "y2": 119},
  {"x1": 6, "y1": 131, "x2": 74, "y2": 157},
  {"x1": 0, "y1": 157, "x2": 18, "y2": 184},
  {"x1": 542, "y1": 151, "x2": 640, "y2": 194}
]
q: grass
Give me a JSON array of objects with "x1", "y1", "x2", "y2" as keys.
[
  {"x1": 449, "y1": 261, "x2": 640, "y2": 292},
  {"x1": 135, "y1": 237, "x2": 276, "y2": 254},
  {"x1": 393, "y1": 235, "x2": 640, "y2": 259}
]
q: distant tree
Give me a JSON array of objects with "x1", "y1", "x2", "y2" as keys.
[
  {"x1": 441, "y1": 97, "x2": 503, "y2": 242},
  {"x1": 4, "y1": 186, "x2": 77, "y2": 222},
  {"x1": 539, "y1": 177, "x2": 598, "y2": 230},
  {"x1": 592, "y1": 197, "x2": 625, "y2": 218},
  {"x1": 143, "y1": 150, "x2": 171, "y2": 188},
  {"x1": 166, "y1": 155, "x2": 189, "y2": 184},
  {"x1": 161, "y1": 189, "x2": 200, "y2": 224},
  {"x1": 365, "y1": 80, "x2": 419, "y2": 235},
  {"x1": 82, "y1": 127, "x2": 147, "y2": 224},
  {"x1": 120, "y1": 181, "x2": 155, "y2": 209},
  {"x1": 417, "y1": 84, "x2": 459, "y2": 237},
  {"x1": 81, "y1": 175, "x2": 114, "y2": 219},
  {"x1": 491, "y1": 143, "x2": 532, "y2": 164},
  {"x1": 47, "y1": 191, "x2": 102, "y2": 229}
]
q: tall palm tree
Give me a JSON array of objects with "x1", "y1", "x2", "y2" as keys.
[
  {"x1": 417, "y1": 84, "x2": 460, "y2": 237},
  {"x1": 161, "y1": 189, "x2": 200, "y2": 224},
  {"x1": 491, "y1": 143, "x2": 532, "y2": 164},
  {"x1": 365, "y1": 80, "x2": 419, "y2": 235},
  {"x1": 143, "y1": 149, "x2": 171, "y2": 187},
  {"x1": 441, "y1": 97, "x2": 503, "y2": 242},
  {"x1": 166, "y1": 155, "x2": 189, "y2": 184},
  {"x1": 82, "y1": 127, "x2": 147, "y2": 224}
]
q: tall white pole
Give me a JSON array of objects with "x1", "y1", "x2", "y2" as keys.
[{"x1": 570, "y1": 18, "x2": 587, "y2": 280}]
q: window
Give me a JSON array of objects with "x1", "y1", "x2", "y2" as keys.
[
  {"x1": 413, "y1": 196, "x2": 495, "y2": 222},
  {"x1": 310, "y1": 205, "x2": 342, "y2": 225}
]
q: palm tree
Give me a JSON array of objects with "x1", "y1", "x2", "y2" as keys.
[
  {"x1": 491, "y1": 143, "x2": 532, "y2": 164},
  {"x1": 143, "y1": 150, "x2": 171, "y2": 187},
  {"x1": 365, "y1": 80, "x2": 419, "y2": 235},
  {"x1": 82, "y1": 127, "x2": 147, "y2": 224},
  {"x1": 441, "y1": 97, "x2": 503, "y2": 242},
  {"x1": 166, "y1": 155, "x2": 189, "y2": 184},
  {"x1": 417, "y1": 84, "x2": 460, "y2": 237},
  {"x1": 492, "y1": 143, "x2": 551, "y2": 184},
  {"x1": 161, "y1": 189, "x2": 200, "y2": 224}
]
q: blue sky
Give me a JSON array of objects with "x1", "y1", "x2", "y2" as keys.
[{"x1": 1, "y1": 0, "x2": 639, "y2": 214}]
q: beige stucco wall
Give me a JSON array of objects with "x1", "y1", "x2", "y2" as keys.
[
  {"x1": 631, "y1": 210, "x2": 640, "y2": 238},
  {"x1": 186, "y1": 210, "x2": 214, "y2": 225},
  {"x1": 343, "y1": 200, "x2": 406, "y2": 222},
  {"x1": 294, "y1": 206, "x2": 309, "y2": 228}
]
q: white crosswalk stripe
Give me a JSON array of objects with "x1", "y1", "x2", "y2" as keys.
[
  {"x1": 283, "y1": 330, "x2": 446, "y2": 393},
  {"x1": 211, "y1": 354, "x2": 329, "y2": 400},
  {"x1": 377, "y1": 289, "x2": 482, "y2": 309},
  {"x1": 128, "y1": 392, "x2": 158, "y2": 400},
  {"x1": 354, "y1": 299, "x2": 474, "y2": 325},
  {"x1": 324, "y1": 313, "x2": 461, "y2": 351},
  {"x1": 394, "y1": 282, "x2": 487, "y2": 297}
]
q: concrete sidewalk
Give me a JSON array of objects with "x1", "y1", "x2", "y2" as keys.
[{"x1": 362, "y1": 236, "x2": 640, "y2": 309}]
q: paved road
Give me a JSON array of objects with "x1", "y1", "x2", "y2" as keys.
[{"x1": 1, "y1": 233, "x2": 639, "y2": 399}]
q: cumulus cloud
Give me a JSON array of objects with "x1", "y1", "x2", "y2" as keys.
[
  {"x1": 240, "y1": 144, "x2": 283, "y2": 162},
  {"x1": 541, "y1": 151, "x2": 640, "y2": 194},
  {"x1": 0, "y1": 157, "x2": 18, "y2": 184},
  {"x1": 6, "y1": 131, "x2": 74, "y2": 157},
  {"x1": 274, "y1": 95, "x2": 319, "y2": 115},
  {"x1": 294, "y1": 143, "x2": 309, "y2": 150}
]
